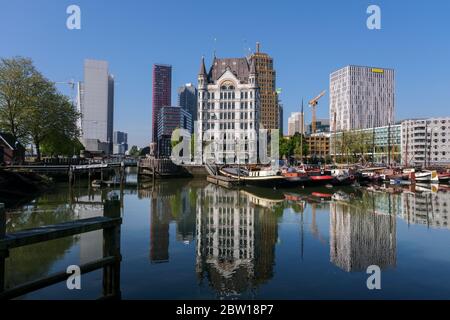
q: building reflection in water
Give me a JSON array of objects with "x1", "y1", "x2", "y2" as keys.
[
  {"x1": 74, "y1": 190, "x2": 106, "y2": 265},
  {"x1": 329, "y1": 190, "x2": 398, "y2": 272},
  {"x1": 195, "y1": 185, "x2": 278, "y2": 298},
  {"x1": 148, "y1": 183, "x2": 174, "y2": 264},
  {"x1": 143, "y1": 180, "x2": 199, "y2": 263},
  {"x1": 401, "y1": 186, "x2": 450, "y2": 229}
]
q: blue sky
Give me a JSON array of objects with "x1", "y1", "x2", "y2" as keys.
[{"x1": 1, "y1": 0, "x2": 449, "y2": 147}]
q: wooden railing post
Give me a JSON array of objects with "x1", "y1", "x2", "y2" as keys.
[
  {"x1": 102, "y1": 199, "x2": 121, "y2": 299},
  {"x1": 0, "y1": 203, "x2": 6, "y2": 294}
]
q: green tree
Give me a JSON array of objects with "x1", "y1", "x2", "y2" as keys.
[
  {"x1": 279, "y1": 133, "x2": 308, "y2": 162},
  {"x1": 0, "y1": 57, "x2": 38, "y2": 143},
  {"x1": 0, "y1": 57, "x2": 81, "y2": 160},
  {"x1": 40, "y1": 94, "x2": 81, "y2": 157},
  {"x1": 129, "y1": 145, "x2": 140, "y2": 157},
  {"x1": 22, "y1": 80, "x2": 80, "y2": 160}
]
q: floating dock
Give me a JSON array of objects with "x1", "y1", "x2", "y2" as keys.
[{"x1": 207, "y1": 175, "x2": 243, "y2": 189}]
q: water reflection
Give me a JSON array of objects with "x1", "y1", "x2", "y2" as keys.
[
  {"x1": 4, "y1": 184, "x2": 123, "y2": 298},
  {"x1": 3, "y1": 173, "x2": 450, "y2": 299},
  {"x1": 401, "y1": 186, "x2": 450, "y2": 229},
  {"x1": 195, "y1": 184, "x2": 278, "y2": 298},
  {"x1": 329, "y1": 198, "x2": 397, "y2": 272}
]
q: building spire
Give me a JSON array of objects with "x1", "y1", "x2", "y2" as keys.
[
  {"x1": 199, "y1": 56, "x2": 207, "y2": 76},
  {"x1": 250, "y1": 57, "x2": 256, "y2": 74}
]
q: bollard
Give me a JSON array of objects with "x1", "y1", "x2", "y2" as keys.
[
  {"x1": 102, "y1": 199, "x2": 122, "y2": 299},
  {"x1": 0, "y1": 203, "x2": 5, "y2": 239},
  {"x1": 0, "y1": 203, "x2": 6, "y2": 293}
]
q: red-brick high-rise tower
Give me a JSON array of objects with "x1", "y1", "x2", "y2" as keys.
[{"x1": 152, "y1": 64, "x2": 172, "y2": 143}]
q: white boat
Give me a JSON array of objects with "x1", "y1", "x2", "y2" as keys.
[
  {"x1": 219, "y1": 167, "x2": 286, "y2": 187},
  {"x1": 415, "y1": 170, "x2": 439, "y2": 182}
]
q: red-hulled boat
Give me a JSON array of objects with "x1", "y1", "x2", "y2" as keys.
[
  {"x1": 306, "y1": 170, "x2": 334, "y2": 186},
  {"x1": 438, "y1": 172, "x2": 450, "y2": 183},
  {"x1": 281, "y1": 168, "x2": 311, "y2": 187}
]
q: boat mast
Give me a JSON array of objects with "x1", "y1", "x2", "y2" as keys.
[
  {"x1": 424, "y1": 121, "x2": 428, "y2": 168},
  {"x1": 388, "y1": 122, "x2": 391, "y2": 167},
  {"x1": 405, "y1": 124, "x2": 409, "y2": 167},
  {"x1": 334, "y1": 111, "x2": 337, "y2": 164},
  {"x1": 300, "y1": 99, "x2": 304, "y2": 164}
]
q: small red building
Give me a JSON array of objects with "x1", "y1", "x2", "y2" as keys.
[{"x1": 0, "y1": 132, "x2": 25, "y2": 165}]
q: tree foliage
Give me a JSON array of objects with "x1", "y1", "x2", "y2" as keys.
[
  {"x1": 333, "y1": 130, "x2": 374, "y2": 164},
  {"x1": 279, "y1": 133, "x2": 309, "y2": 161},
  {"x1": 129, "y1": 145, "x2": 140, "y2": 157},
  {"x1": 0, "y1": 57, "x2": 81, "y2": 160}
]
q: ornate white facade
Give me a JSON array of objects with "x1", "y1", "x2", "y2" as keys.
[{"x1": 197, "y1": 57, "x2": 260, "y2": 164}]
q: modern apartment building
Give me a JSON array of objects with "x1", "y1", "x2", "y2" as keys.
[
  {"x1": 113, "y1": 131, "x2": 128, "y2": 155},
  {"x1": 252, "y1": 43, "x2": 278, "y2": 130},
  {"x1": 401, "y1": 117, "x2": 450, "y2": 166},
  {"x1": 330, "y1": 65, "x2": 395, "y2": 132},
  {"x1": 287, "y1": 112, "x2": 305, "y2": 137},
  {"x1": 78, "y1": 59, "x2": 114, "y2": 154},
  {"x1": 177, "y1": 83, "x2": 198, "y2": 133},
  {"x1": 330, "y1": 124, "x2": 402, "y2": 164},
  {"x1": 157, "y1": 106, "x2": 192, "y2": 158},
  {"x1": 152, "y1": 64, "x2": 172, "y2": 143},
  {"x1": 306, "y1": 133, "x2": 330, "y2": 160},
  {"x1": 197, "y1": 56, "x2": 260, "y2": 164}
]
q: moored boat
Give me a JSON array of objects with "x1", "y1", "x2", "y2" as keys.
[
  {"x1": 282, "y1": 168, "x2": 311, "y2": 187},
  {"x1": 330, "y1": 169, "x2": 356, "y2": 186},
  {"x1": 438, "y1": 172, "x2": 450, "y2": 183},
  {"x1": 219, "y1": 166, "x2": 287, "y2": 187},
  {"x1": 304, "y1": 169, "x2": 334, "y2": 186},
  {"x1": 415, "y1": 170, "x2": 439, "y2": 183}
]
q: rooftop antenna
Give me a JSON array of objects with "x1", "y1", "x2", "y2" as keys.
[{"x1": 213, "y1": 37, "x2": 217, "y2": 59}]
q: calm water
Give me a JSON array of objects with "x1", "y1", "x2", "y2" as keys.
[{"x1": 3, "y1": 169, "x2": 450, "y2": 300}]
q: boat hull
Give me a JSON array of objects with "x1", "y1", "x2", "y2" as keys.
[
  {"x1": 219, "y1": 169, "x2": 287, "y2": 188},
  {"x1": 305, "y1": 175, "x2": 334, "y2": 186}
]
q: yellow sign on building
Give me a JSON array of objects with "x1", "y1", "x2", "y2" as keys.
[{"x1": 371, "y1": 68, "x2": 384, "y2": 74}]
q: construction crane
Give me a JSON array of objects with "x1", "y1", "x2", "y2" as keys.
[
  {"x1": 55, "y1": 79, "x2": 77, "y2": 107},
  {"x1": 309, "y1": 90, "x2": 326, "y2": 133}
]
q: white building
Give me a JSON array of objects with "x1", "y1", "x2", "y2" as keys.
[
  {"x1": 78, "y1": 59, "x2": 114, "y2": 154},
  {"x1": 401, "y1": 117, "x2": 450, "y2": 166},
  {"x1": 330, "y1": 65, "x2": 395, "y2": 132},
  {"x1": 197, "y1": 56, "x2": 260, "y2": 164},
  {"x1": 287, "y1": 112, "x2": 305, "y2": 136}
]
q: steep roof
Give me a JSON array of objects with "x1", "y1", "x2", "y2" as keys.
[{"x1": 208, "y1": 57, "x2": 251, "y2": 84}]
